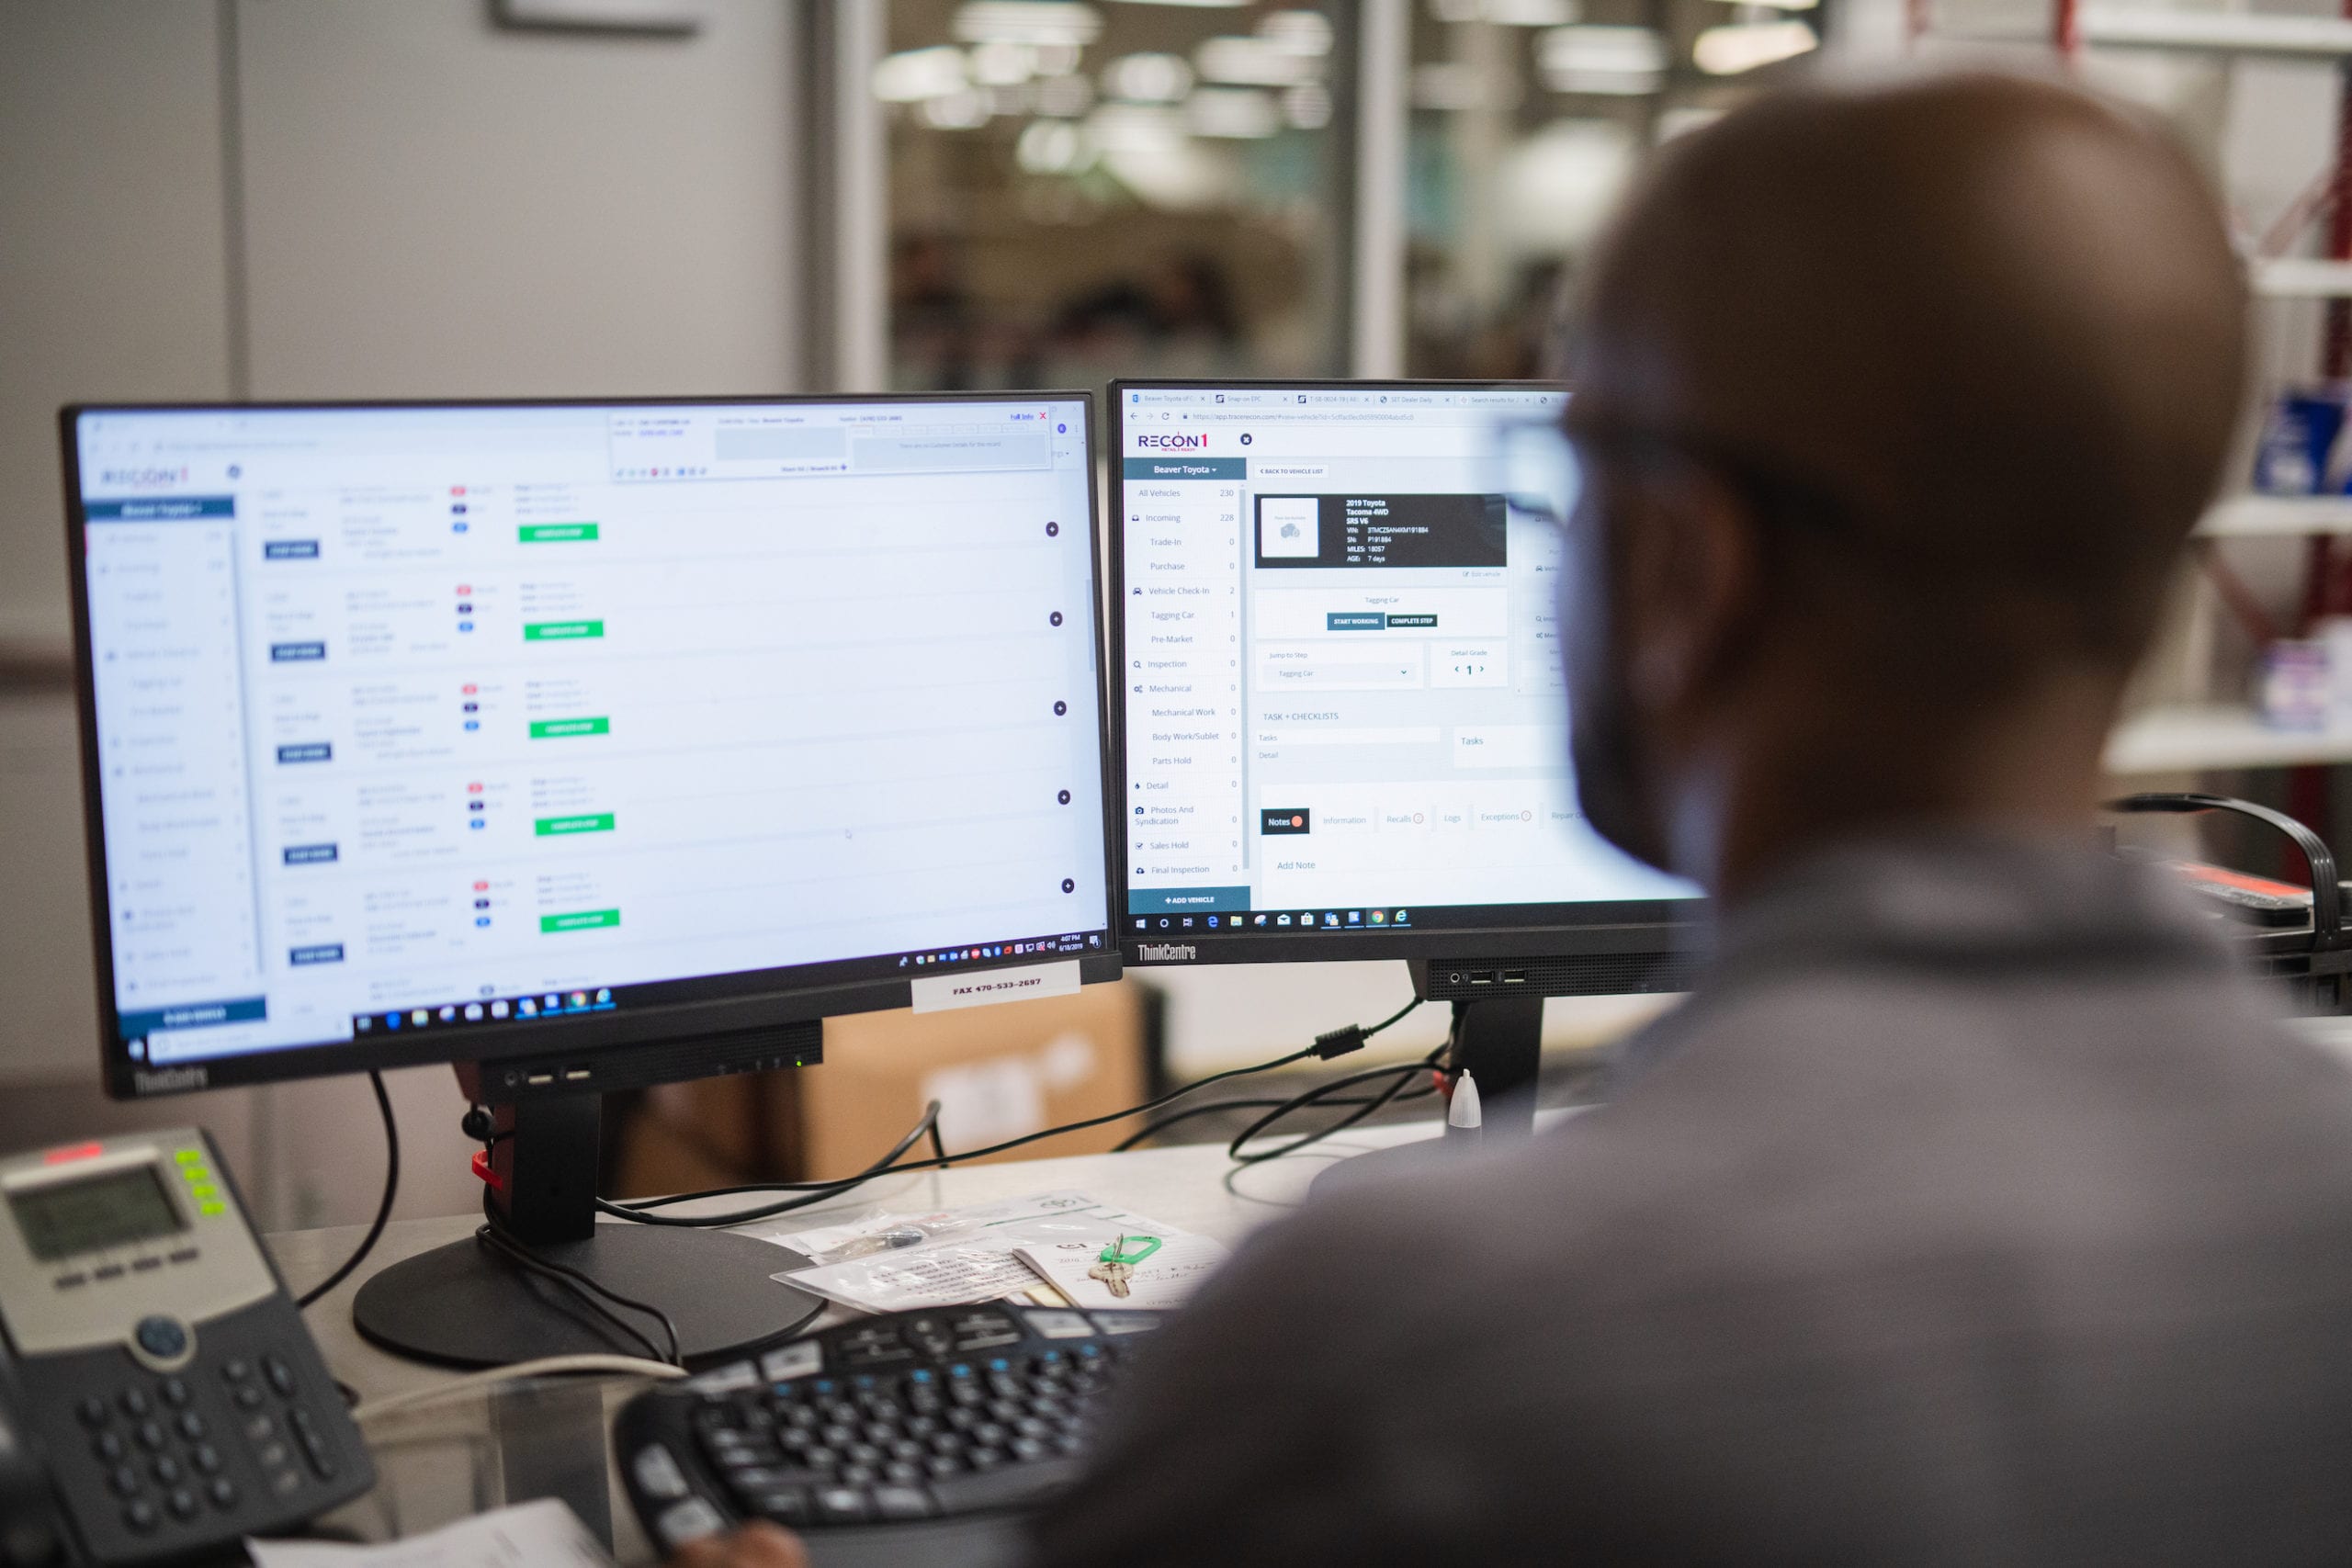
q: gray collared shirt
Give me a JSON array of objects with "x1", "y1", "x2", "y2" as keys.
[{"x1": 1031, "y1": 836, "x2": 2352, "y2": 1566}]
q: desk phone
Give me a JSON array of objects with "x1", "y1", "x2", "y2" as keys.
[{"x1": 0, "y1": 1129, "x2": 370, "y2": 1564}]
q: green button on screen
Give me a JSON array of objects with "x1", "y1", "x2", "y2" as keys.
[
  {"x1": 529, "y1": 717, "x2": 610, "y2": 739},
  {"x1": 535, "y1": 813, "x2": 615, "y2": 837},
  {"x1": 541, "y1": 908, "x2": 621, "y2": 933},
  {"x1": 519, "y1": 524, "x2": 599, "y2": 543},
  {"x1": 524, "y1": 620, "x2": 604, "y2": 641}
]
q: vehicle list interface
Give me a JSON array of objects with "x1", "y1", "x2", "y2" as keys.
[
  {"x1": 77, "y1": 400, "x2": 1110, "y2": 1066},
  {"x1": 1120, "y1": 386, "x2": 1694, "y2": 931}
]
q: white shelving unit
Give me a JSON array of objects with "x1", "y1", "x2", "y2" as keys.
[
  {"x1": 2106, "y1": 705, "x2": 2352, "y2": 775},
  {"x1": 2254, "y1": 259, "x2": 2352, "y2": 299},
  {"x1": 2197, "y1": 494, "x2": 2352, "y2": 538},
  {"x1": 2076, "y1": 6, "x2": 2352, "y2": 58}
]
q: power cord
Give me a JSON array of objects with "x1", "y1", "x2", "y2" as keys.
[
  {"x1": 349, "y1": 1355, "x2": 685, "y2": 1426},
  {"x1": 296, "y1": 1071, "x2": 399, "y2": 1310},
  {"x1": 599, "y1": 1098, "x2": 952, "y2": 1222},
  {"x1": 1111, "y1": 1059, "x2": 1443, "y2": 1152},
  {"x1": 596, "y1": 999, "x2": 1421, "y2": 1231},
  {"x1": 472, "y1": 1208, "x2": 683, "y2": 1366},
  {"x1": 1227, "y1": 1046, "x2": 1446, "y2": 1165}
]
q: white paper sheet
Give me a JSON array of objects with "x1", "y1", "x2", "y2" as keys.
[
  {"x1": 247, "y1": 1498, "x2": 612, "y2": 1568},
  {"x1": 765, "y1": 1190, "x2": 1215, "y2": 1314}
]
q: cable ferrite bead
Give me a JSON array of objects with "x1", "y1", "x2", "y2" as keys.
[{"x1": 1313, "y1": 1024, "x2": 1369, "y2": 1060}]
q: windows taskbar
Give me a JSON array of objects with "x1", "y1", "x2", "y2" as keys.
[
  {"x1": 341, "y1": 930, "x2": 1112, "y2": 1043},
  {"x1": 1125, "y1": 898, "x2": 1697, "y2": 939}
]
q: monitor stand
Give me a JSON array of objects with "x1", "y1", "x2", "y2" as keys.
[
  {"x1": 1307, "y1": 991, "x2": 1543, "y2": 1199},
  {"x1": 354, "y1": 1079, "x2": 824, "y2": 1371}
]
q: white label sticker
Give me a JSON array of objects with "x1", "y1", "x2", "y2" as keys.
[{"x1": 910, "y1": 959, "x2": 1082, "y2": 1014}]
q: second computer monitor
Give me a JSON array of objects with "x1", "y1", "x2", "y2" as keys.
[{"x1": 1112, "y1": 379, "x2": 1699, "y2": 967}]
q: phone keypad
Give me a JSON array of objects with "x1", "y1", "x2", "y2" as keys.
[{"x1": 74, "y1": 1343, "x2": 334, "y2": 1537}]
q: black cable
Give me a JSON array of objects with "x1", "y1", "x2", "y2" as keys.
[
  {"x1": 1227, "y1": 1047, "x2": 1449, "y2": 1167},
  {"x1": 473, "y1": 1209, "x2": 682, "y2": 1366},
  {"x1": 614, "y1": 1100, "x2": 946, "y2": 1213},
  {"x1": 1112, "y1": 1072, "x2": 1444, "y2": 1152},
  {"x1": 596, "y1": 1004, "x2": 1422, "y2": 1230},
  {"x1": 595, "y1": 1047, "x2": 1317, "y2": 1228},
  {"x1": 298, "y1": 1071, "x2": 399, "y2": 1310}
]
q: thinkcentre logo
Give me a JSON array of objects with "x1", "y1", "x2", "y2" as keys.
[
  {"x1": 133, "y1": 1066, "x2": 208, "y2": 1096},
  {"x1": 1138, "y1": 942, "x2": 1198, "y2": 962},
  {"x1": 1135, "y1": 432, "x2": 1208, "y2": 450}
]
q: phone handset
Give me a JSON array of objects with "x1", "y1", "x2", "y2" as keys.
[{"x1": 0, "y1": 1344, "x2": 70, "y2": 1566}]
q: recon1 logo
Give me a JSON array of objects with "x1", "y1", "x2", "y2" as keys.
[
  {"x1": 1134, "y1": 432, "x2": 1208, "y2": 451},
  {"x1": 1137, "y1": 942, "x2": 1198, "y2": 962},
  {"x1": 133, "y1": 1066, "x2": 208, "y2": 1095},
  {"x1": 99, "y1": 466, "x2": 190, "y2": 488}
]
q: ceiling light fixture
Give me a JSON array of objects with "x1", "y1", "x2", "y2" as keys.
[
  {"x1": 874, "y1": 47, "x2": 969, "y2": 103},
  {"x1": 1692, "y1": 17, "x2": 1817, "y2": 72},
  {"x1": 954, "y1": 1, "x2": 1102, "y2": 45},
  {"x1": 1196, "y1": 34, "x2": 1318, "y2": 85}
]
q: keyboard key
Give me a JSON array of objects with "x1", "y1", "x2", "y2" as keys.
[
  {"x1": 655, "y1": 1498, "x2": 726, "y2": 1552},
  {"x1": 265, "y1": 1356, "x2": 298, "y2": 1397},
  {"x1": 208, "y1": 1477, "x2": 239, "y2": 1510},
  {"x1": 122, "y1": 1498, "x2": 158, "y2": 1533},
  {"x1": 632, "y1": 1444, "x2": 690, "y2": 1501},
  {"x1": 930, "y1": 1457, "x2": 1082, "y2": 1514},
  {"x1": 168, "y1": 1487, "x2": 198, "y2": 1521},
  {"x1": 752, "y1": 1489, "x2": 811, "y2": 1526},
  {"x1": 814, "y1": 1486, "x2": 872, "y2": 1525},
  {"x1": 873, "y1": 1485, "x2": 933, "y2": 1521},
  {"x1": 79, "y1": 1397, "x2": 110, "y2": 1429}
]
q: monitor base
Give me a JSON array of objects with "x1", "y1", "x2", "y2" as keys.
[
  {"x1": 1307, "y1": 991, "x2": 1545, "y2": 1201},
  {"x1": 353, "y1": 1223, "x2": 823, "y2": 1371},
  {"x1": 1307, "y1": 1131, "x2": 1464, "y2": 1200}
]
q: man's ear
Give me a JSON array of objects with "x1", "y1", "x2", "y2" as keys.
[{"x1": 1617, "y1": 464, "x2": 1764, "y2": 725}]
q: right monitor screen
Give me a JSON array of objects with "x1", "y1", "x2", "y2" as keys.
[{"x1": 1115, "y1": 382, "x2": 1698, "y2": 943}]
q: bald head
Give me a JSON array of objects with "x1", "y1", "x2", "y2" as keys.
[
  {"x1": 1571, "y1": 73, "x2": 2245, "y2": 668},
  {"x1": 1556, "y1": 74, "x2": 2247, "y2": 894}
]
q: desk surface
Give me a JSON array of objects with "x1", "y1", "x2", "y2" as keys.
[
  {"x1": 276, "y1": 1122, "x2": 1437, "y2": 1401},
  {"x1": 266, "y1": 1122, "x2": 1443, "y2": 1561}
]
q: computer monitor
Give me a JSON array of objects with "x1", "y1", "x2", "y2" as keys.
[
  {"x1": 62, "y1": 393, "x2": 1118, "y2": 1365},
  {"x1": 1110, "y1": 379, "x2": 1702, "y2": 1132}
]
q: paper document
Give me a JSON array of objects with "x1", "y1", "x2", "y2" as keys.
[
  {"x1": 247, "y1": 1498, "x2": 612, "y2": 1568},
  {"x1": 752, "y1": 1189, "x2": 1102, "y2": 1263},
  {"x1": 766, "y1": 1190, "x2": 1223, "y2": 1314}
]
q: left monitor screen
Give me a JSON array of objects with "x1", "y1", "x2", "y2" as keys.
[{"x1": 71, "y1": 398, "x2": 1112, "y2": 1074}]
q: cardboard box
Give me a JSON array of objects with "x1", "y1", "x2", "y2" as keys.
[
  {"x1": 606, "y1": 980, "x2": 1148, "y2": 1193},
  {"x1": 803, "y1": 981, "x2": 1147, "y2": 1180}
]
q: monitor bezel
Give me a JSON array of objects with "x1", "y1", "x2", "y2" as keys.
[
  {"x1": 1106, "y1": 376, "x2": 1703, "y2": 968},
  {"x1": 62, "y1": 391, "x2": 1124, "y2": 1098}
]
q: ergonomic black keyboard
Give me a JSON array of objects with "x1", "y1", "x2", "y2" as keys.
[{"x1": 618, "y1": 1301, "x2": 1164, "y2": 1557}]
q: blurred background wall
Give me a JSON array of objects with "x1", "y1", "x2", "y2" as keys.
[{"x1": 5, "y1": 0, "x2": 2348, "y2": 1227}]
